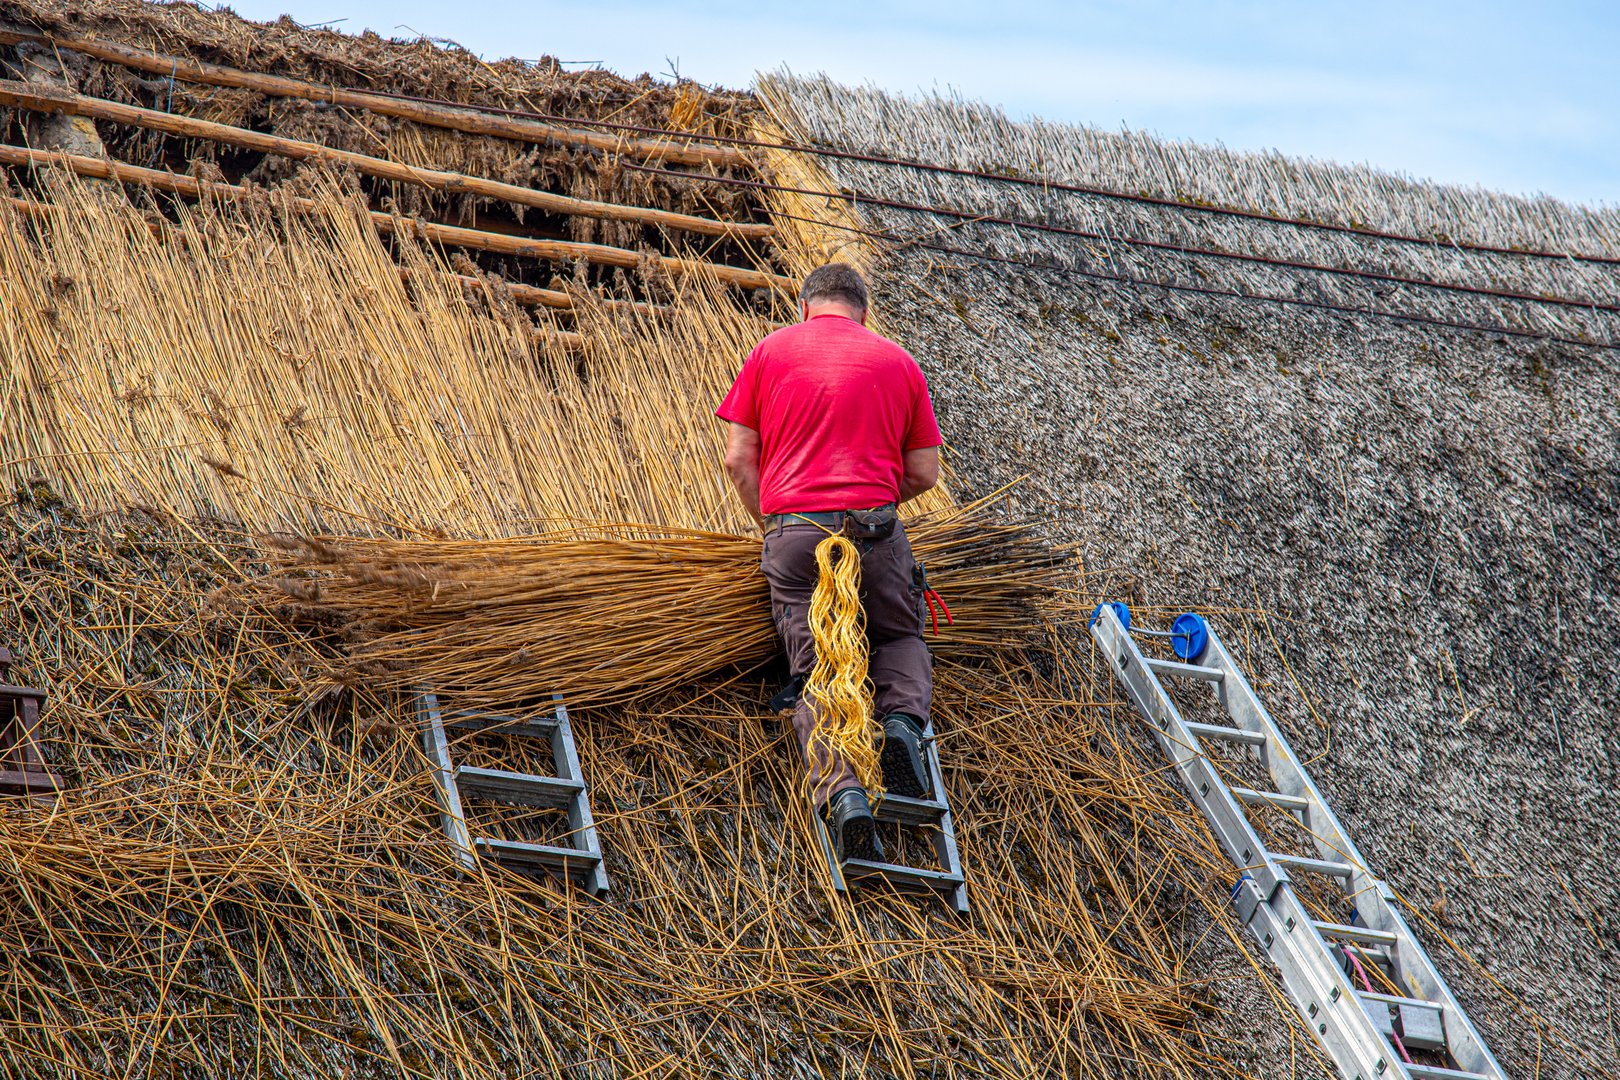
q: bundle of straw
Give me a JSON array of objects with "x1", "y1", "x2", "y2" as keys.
[{"x1": 244, "y1": 500, "x2": 1062, "y2": 709}]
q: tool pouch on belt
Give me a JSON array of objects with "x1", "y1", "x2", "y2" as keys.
[{"x1": 842, "y1": 504, "x2": 898, "y2": 542}]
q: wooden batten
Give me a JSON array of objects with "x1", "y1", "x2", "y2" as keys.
[
  {"x1": 0, "y1": 143, "x2": 791, "y2": 293},
  {"x1": 0, "y1": 79, "x2": 771, "y2": 242},
  {"x1": 0, "y1": 29, "x2": 749, "y2": 169}
]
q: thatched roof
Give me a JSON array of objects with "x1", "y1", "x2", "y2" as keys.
[
  {"x1": 0, "y1": 4, "x2": 1613, "y2": 1078},
  {"x1": 761, "y1": 74, "x2": 1619, "y2": 1078}
]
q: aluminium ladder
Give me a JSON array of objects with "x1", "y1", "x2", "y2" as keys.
[
  {"x1": 810, "y1": 715, "x2": 969, "y2": 914},
  {"x1": 1089, "y1": 603, "x2": 1505, "y2": 1080},
  {"x1": 418, "y1": 690, "x2": 609, "y2": 896}
]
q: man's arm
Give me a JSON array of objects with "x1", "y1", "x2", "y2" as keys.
[
  {"x1": 899, "y1": 446, "x2": 940, "y2": 503},
  {"x1": 723, "y1": 422, "x2": 765, "y2": 527}
]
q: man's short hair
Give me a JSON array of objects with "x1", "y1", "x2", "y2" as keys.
[{"x1": 798, "y1": 263, "x2": 869, "y2": 312}]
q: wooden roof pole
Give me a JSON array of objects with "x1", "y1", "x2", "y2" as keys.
[
  {"x1": 0, "y1": 79, "x2": 771, "y2": 242},
  {"x1": 0, "y1": 143, "x2": 791, "y2": 293},
  {"x1": 0, "y1": 29, "x2": 749, "y2": 169}
]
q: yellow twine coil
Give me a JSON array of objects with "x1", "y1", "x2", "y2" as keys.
[{"x1": 803, "y1": 533, "x2": 883, "y2": 803}]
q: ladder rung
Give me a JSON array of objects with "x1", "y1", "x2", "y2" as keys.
[
  {"x1": 457, "y1": 766, "x2": 583, "y2": 809},
  {"x1": 873, "y1": 792, "x2": 948, "y2": 827},
  {"x1": 1185, "y1": 721, "x2": 1266, "y2": 748},
  {"x1": 443, "y1": 708, "x2": 559, "y2": 735},
  {"x1": 1314, "y1": 920, "x2": 1398, "y2": 948},
  {"x1": 1274, "y1": 853, "x2": 1355, "y2": 879},
  {"x1": 1357, "y1": 989, "x2": 1441, "y2": 1011},
  {"x1": 474, "y1": 837, "x2": 601, "y2": 875},
  {"x1": 841, "y1": 857, "x2": 965, "y2": 893},
  {"x1": 1404, "y1": 1066, "x2": 1492, "y2": 1080},
  {"x1": 1144, "y1": 657, "x2": 1225, "y2": 682},
  {"x1": 1231, "y1": 785, "x2": 1310, "y2": 813}
]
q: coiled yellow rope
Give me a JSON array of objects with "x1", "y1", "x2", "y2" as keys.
[{"x1": 803, "y1": 534, "x2": 884, "y2": 803}]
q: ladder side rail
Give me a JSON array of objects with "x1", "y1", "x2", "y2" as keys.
[
  {"x1": 813, "y1": 813, "x2": 850, "y2": 895},
  {"x1": 15, "y1": 696, "x2": 44, "y2": 771},
  {"x1": 418, "y1": 691, "x2": 476, "y2": 871},
  {"x1": 1092, "y1": 610, "x2": 1291, "y2": 900},
  {"x1": 1200, "y1": 629, "x2": 1506, "y2": 1078},
  {"x1": 550, "y1": 694, "x2": 610, "y2": 896},
  {"x1": 921, "y1": 718, "x2": 969, "y2": 914},
  {"x1": 1200, "y1": 629, "x2": 1399, "y2": 912}
]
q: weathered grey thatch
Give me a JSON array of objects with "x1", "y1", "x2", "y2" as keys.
[{"x1": 763, "y1": 73, "x2": 1619, "y2": 1078}]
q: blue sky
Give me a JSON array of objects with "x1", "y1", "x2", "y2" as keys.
[{"x1": 224, "y1": 1, "x2": 1618, "y2": 206}]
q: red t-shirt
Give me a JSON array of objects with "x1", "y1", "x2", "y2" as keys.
[{"x1": 717, "y1": 314, "x2": 941, "y2": 514}]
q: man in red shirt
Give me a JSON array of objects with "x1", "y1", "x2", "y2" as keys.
[{"x1": 717, "y1": 263, "x2": 942, "y2": 863}]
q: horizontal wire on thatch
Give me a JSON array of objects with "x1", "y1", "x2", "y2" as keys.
[
  {"x1": 240, "y1": 500, "x2": 1067, "y2": 709},
  {"x1": 757, "y1": 76, "x2": 1620, "y2": 352},
  {"x1": 762, "y1": 74, "x2": 1620, "y2": 265},
  {"x1": 761, "y1": 198, "x2": 1620, "y2": 353},
  {"x1": 0, "y1": 78, "x2": 771, "y2": 242},
  {"x1": 629, "y1": 163, "x2": 1620, "y2": 315},
  {"x1": 0, "y1": 27, "x2": 751, "y2": 169}
]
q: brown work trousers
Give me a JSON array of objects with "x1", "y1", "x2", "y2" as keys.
[{"x1": 760, "y1": 521, "x2": 932, "y2": 808}]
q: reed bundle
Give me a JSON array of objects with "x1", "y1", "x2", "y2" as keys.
[{"x1": 241, "y1": 501, "x2": 1061, "y2": 711}]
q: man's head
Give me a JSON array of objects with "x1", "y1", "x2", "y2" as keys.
[{"x1": 798, "y1": 262, "x2": 869, "y2": 324}]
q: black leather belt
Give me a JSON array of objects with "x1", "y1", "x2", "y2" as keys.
[{"x1": 763, "y1": 505, "x2": 894, "y2": 531}]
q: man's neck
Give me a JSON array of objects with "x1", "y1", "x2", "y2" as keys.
[{"x1": 802, "y1": 302, "x2": 866, "y2": 324}]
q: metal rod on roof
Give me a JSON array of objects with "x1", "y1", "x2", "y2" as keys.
[
  {"x1": 757, "y1": 204, "x2": 1620, "y2": 353},
  {"x1": 627, "y1": 164, "x2": 1620, "y2": 317}
]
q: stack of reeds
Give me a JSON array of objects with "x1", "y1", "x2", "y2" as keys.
[{"x1": 246, "y1": 499, "x2": 1064, "y2": 708}]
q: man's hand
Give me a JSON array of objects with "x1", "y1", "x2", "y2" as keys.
[
  {"x1": 899, "y1": 445, "x2": 940, "y2": 503},
  {"x1": 723, "y1": 422, "x2": 765, "y2": 528}
]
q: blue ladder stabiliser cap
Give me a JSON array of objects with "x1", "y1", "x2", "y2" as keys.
[
  {"x1": 1089, "y1": 601, "x2": 1131, "y2": 630},
  {"x1": 1171, "y1": 612, "x2": 1210, "y2": 661}
]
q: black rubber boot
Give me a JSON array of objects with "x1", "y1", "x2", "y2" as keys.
[
  {"x1": 827, "y1": 787, "x2": 883, "y2": 862},
  {"x1": 880, "y1": 713, "x2": 931, "y2": 798}
]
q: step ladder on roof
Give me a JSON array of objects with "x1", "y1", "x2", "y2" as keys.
[
  {"x1": 1088, "y1": 608, "x2": 1503, "y2": 1080},
  {"x1": 810, "y1": 716, "x2": 969, "y2": 915},
  {"x1": 0, "y1": 648, "x2": 64, "y2": 802},
  {"x1": 417, "y1": 690, "x2": 609, "y2": 897},
  {"x1": 1089, "y1": 603, "x2": 1505, "y2": 1080}
]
